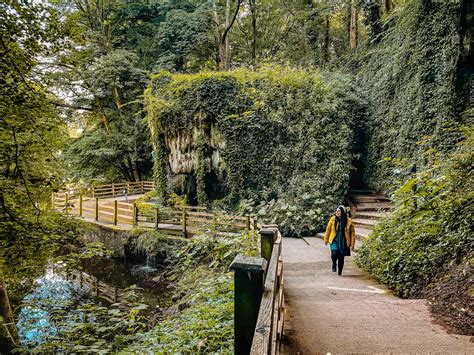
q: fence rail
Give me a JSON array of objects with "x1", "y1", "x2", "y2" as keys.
[
  {"x1": 52, "y1": 181, "x2": 154, "y2": 203},
  {"x1": 52, "y1": 181, "x2": 256, "y2": 236},
  {"x1": 231, "y1": 226, "x2": 285, "y2": 354}
]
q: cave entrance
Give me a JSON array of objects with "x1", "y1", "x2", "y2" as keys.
[
  {"x1": 204, "y1": 171, "x2": 227, "y2": 201},
  {"x1": 349, "y1": 157, "x2": 366, "y2": 189},
  {"x1": 349, "y1": 117, "x2": 369, "y2": 190}
]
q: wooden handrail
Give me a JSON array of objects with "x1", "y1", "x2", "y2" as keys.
[
  {"x1": 250, "y1": 231, "x2": 283, "y2": 354},
  {"x1": 230, "y1": 227, "x2": 284, "y2": 355},
  {"x1": 53, "y1": 181, "x2": 155, "y2": 199}
]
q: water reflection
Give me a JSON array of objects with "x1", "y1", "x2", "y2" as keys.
[
  {"x1": 16, "y1": 257, "x2": 171, "y2": 347},
  {"x1": 17, "y1": 265, "x2": 87, "y2": 346}
]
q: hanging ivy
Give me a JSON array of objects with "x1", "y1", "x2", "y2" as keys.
[{"x1": 360, "y1": 0, "x2": 468, "y2": 192}]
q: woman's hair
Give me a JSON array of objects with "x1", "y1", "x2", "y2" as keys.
[{"x1": 336, "y1": 205, "x2": 348, "y2": 226}]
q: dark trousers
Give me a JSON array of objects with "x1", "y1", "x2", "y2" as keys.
[{"x1": 331, "y1": 250, "x2": 345, "y2": 275}]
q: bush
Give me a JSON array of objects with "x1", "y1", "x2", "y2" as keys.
[
  {"x1": 356, "y1": 127, "x2": 474, "y2": 298},
  {"x1": 128, "y1": 230, "x2": 259, "y2": 352}
]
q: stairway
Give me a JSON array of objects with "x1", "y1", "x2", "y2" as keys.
[
  {"x1": 348, "y1": 189, "x2": 392, "y2": 240},
  {"x1": 315, "y1": 190, "x2": 392, "y2": 242}
]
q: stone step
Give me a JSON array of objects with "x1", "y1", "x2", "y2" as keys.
[
  {"x1": 355, "y1": 211, "x2": 388, "y2": 220},
  {"x1": 350, "y1": 195, "x2": 391, "y2": 203},
  {"x1": 355, "y1": 202, "x2": 393, "y2": 211},
  {"x1": 350, "y1": 189, "x2": 376, "y2": 195},
  {"x1": 352, "y1": 218, "x2": 377, "y2": 229},
  {"x1": 355, "y1": 227, "x2": 372, "y2": 239}
]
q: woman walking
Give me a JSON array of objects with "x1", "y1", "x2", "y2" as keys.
[{"x1": 323, "y1": 206, "x2": 356, "y2": 275}]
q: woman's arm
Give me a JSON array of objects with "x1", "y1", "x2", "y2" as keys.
[{"x1": 324, "y1": 217, "x2": 333, "y2": 244}]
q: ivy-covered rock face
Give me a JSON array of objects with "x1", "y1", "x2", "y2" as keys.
[
  {"x1": 145, "y1": 67, "x2": 367, "y2": 235},
  {"x1": 360, "y1": 0, "x2": 470, "y2": 193}
]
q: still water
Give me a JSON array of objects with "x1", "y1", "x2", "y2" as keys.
[{"x1": 16, "y1": 257, "x2": 171, "y2": 347}]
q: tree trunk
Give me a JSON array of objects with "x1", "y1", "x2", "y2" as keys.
[
  {"x1": 131, "y1": 160, "x2": 142, "y2": 182},
  {"x1": 120, "y1": 162, "x2": 132, "y2": 181},
  {"x1": 127, "y1": 156, "x2": 139, "y2": 182},
  {"x1": 349, "y1": 0, "x2": 358, "y2": 49},
  {"x1": 250, "y1": 0, "x2": 257, "y2": 67},
  {"x1": 364, "y1": 0, "x2": 382, "y2": 44},
  {"x1": 0, "y1": 281, "x2": 20, "y2": 352},
  {"x1": 224, "y1": 0, "x2": 231, "y2": 70},
  {"x1": 323, "y1": 13, "x2": 330, "y2": 63},
  {"x1": 384, "y1": 0, "x2": 392, "y2": 13},
  {"x1": 218, "y1": 0, "x2": 242, "y2": 70}
]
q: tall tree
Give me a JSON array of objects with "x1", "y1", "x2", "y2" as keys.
[
  {"x1": 249, "y1": 0, "x2": 257, "y2": 66},
  {"x1": 213, "y1": 0, "x2": 243, "y2": 70},
  {"x1": 349, "y1": 0, "x2": 358, "y2": 49},
  {"x1": 0, "y1": 1, "x2": 68, "y2": 349}
]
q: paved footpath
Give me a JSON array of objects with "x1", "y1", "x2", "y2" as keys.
[{"x1": 281, "y1": 237, "x2": 473, "y2": 354}]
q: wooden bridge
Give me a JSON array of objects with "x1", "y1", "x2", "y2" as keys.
[{"x1": 52, "y1": 181, "x2": 257, "y2": 237}]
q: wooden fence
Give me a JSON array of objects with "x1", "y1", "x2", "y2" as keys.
[
  {"x1": 52, "y1": 181, "x2": 154, "y2": 203},
  {"x1": 52, "y1": 182, "x2": 257, "y2": 236},
  {"x1": 90, "y1": 181, "x2": 154, "y2": 198},
  {"x1": 230, "y1": 226, "x2": 284, "y2": 354}
]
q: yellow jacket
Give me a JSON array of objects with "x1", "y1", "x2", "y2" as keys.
[{"x1": 323, "y1": 216, "x2": 356, "y2": 248}]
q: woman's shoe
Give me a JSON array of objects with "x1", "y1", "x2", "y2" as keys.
[{"x1": 332, "y1": 264, "x2": 336, "y2": 272}]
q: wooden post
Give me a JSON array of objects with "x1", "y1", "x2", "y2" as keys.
[
  {"x1": 253, "y1": 219, "x2": 258, "y2": 231},
  {"x1": 246, "y1": 215, "x2": 251, "y2": 230},
  {"x1": 260, "y1": 227, "x2": 278, "y2": 264},
  {"x1": 51, "y1": 192, "x2": 55, "y2": 210},
  {"x1": 132, "y1": 203, "x2": 138, "y2": 226},
  {"x1": 95, "y1": 197, "x2": 99, "y2": 221},
  {"x1": 79, "y1": 194, "x2": 83, "y2": 217},
  {"x1": 155, "y1": 207, "x2": 160, "y2": 230},
  {"x1": 112, "y1": 183, "x2": 115, "y2": 196},
  {"x1": 65, "y1": 193, "x2": 69, "y2": 214},
  {"x1": 141, "y1": 181, "x2": 144, "y2": 193},
  {"x1": 230, "y1": 255, "x2": 267, "y2": 355},
  {"x1": 182, "y1": 207, "x2": 187, "y2": 237},
  {"x1": 113, "y1": 200, "x2": 118, "y2": 225},
  {"x1": 127, "y1": 181, "x2": 130, "y2": 195}
]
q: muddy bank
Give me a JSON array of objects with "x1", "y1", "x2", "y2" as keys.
[{"x1": 425, "y1": 261, "x2": 473, "y2": 336}]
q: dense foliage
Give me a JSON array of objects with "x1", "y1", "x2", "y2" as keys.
[
  {"x1": 146, "y1": 67, "x2": 366, "y2": 235},
  {"x1": 0, "y1": 2, "x2": 77, "y2": 349},
  {"x1": 356, "y1": 127, "x2": 473, "y2": 298},
  {"x1": 128, "y1": 230, "x2": 258, "y2": 352},
  {"x1": 2, "y1": 0, "x2": 473, "y2": 351},
  {"x1": 360, "y1": 0, "x2": 471, "y2": 192}
]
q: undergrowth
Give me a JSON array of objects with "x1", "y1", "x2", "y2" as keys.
[
  {"x1": 356, "y1": 126, "x2": 473, "y2": 298},
  {"x1": 128, "y1": 230, "x2": 259, "y2": 352}
]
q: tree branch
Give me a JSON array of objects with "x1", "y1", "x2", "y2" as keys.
[{"x1": 221, "y1": 0, "x2": 242, "y2": 45}]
